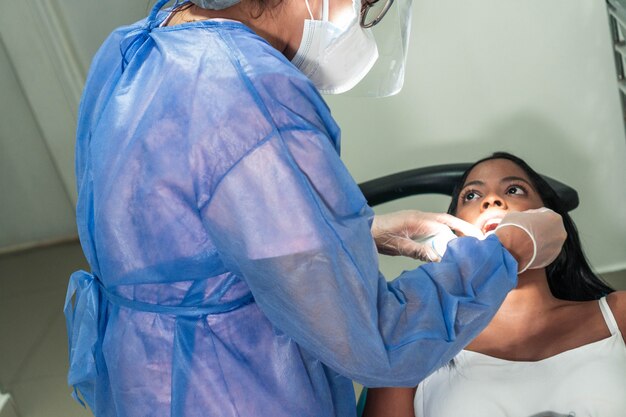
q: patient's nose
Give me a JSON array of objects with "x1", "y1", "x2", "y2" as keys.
[{"x1": 482, "y1": 195, "x2": 505, "y2": 210}]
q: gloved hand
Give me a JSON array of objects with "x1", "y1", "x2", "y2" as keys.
[
  {"x1": 494, "y1": 207, "x2": 567, "y2": 273},
  {"x1": 371, "y1": 210, "x2": 483, "y2": 262}
]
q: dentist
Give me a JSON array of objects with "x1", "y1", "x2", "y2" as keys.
[{"x1": 65, "y1": 0, "x2": 566, "y2": 416}]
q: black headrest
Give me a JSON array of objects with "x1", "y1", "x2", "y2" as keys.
[{"x1": 358, "y1": 163, "x2": 579, "y2": 211}]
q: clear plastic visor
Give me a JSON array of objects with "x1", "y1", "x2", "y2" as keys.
[{"x1": 346, "y1": 0, "x2": 413, "y2": 97}]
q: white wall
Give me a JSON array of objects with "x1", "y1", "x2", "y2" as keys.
[
  {"x1": 0, "y1": 0, "x2": 149, "y2": 252},
  {"x1": 0, "y1": 37, "x2": 76, "y2": 250}
]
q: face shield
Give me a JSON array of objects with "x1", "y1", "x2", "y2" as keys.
[
  {"x1": 343, "y1": 0, "x2": 414, "y2": 97},
  {"x1": 194, "y1": 0, "x2": 413, "y2": 97}
]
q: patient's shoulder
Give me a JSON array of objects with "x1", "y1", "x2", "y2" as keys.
[{"x1": 606, "y1": 291, "x2": 626, "y2": 337}]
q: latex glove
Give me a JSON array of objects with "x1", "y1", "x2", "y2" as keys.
[
  {"x1": 494, "y1": 207, "x2": 567, "y2": 273},
  {"x1": 371, "y1": 210, "x2": 483, "y2": 262}
]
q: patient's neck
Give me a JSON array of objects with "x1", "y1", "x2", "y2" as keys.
[
  {"x1": 466, "y1": 269, "x2": 563, "y2": 354},
  {"x1": 493, "y1": 269, "x2": 561, "y2": 319}
]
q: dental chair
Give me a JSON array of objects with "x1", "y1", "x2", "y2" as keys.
[
  {"x1": 354, "y1": 163, "x2": 578, "y2": 417},
  {"x1": 358, "y1": 163, "x2": 578, "y2": 210}
]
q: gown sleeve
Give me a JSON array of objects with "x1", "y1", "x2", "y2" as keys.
[{"x1": 198, "y1": 122, "x2": 518, "y2": 387}]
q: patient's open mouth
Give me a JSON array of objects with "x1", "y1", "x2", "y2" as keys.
[
  {"x1": 483, "y1": 218, "x2": 502, "y2": 234},
  {"x1": 484, "y1": 223, "x2": 498, "y2": 233}
]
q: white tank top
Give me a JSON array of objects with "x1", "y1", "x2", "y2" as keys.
[{"x1": 414, "y1": 297, "x2": 626, "y2": 417}]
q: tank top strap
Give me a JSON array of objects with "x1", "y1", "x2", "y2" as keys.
[{"x1": 599, "y1": 296, "x2": 620, "y2": 335}]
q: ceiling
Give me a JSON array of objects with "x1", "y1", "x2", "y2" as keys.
[{"x1": 1, "y1": 0, "x2": 625, "y2": 276}]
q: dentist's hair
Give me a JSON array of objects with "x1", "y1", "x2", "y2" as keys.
[{"x1": 448, "y1": 152, "x2": 614, "y2": 301}]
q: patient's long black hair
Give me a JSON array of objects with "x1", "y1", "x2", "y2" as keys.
[{"x1": 447, "y1": 152, "x2": 614, "y2": 301}]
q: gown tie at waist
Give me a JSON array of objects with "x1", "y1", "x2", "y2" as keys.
[{"x1": 64, "y1": 270, "x2": 254, "y2": 408}]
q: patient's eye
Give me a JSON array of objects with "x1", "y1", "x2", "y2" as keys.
[
  {"x1": 461, "y1": 189, "x2": 480, "y2": 202},
  {"x1": 506, "y1": 184, "x2": 527, "y2": 196}
]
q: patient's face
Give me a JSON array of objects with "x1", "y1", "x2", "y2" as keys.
[{"x1": 455, "y1": 159, "x2": 544, "y2": 234}]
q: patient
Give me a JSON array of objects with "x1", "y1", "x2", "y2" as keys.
[{"x1": 362, "y1": 152, "x2": 626, "y2": 417}]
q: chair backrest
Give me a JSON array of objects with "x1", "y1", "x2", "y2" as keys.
[{"x1": 358, "y1": 163, "x2": 579, "y2": 211}]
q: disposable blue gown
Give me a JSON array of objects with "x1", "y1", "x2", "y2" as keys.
[{"x1": 65, "y1": 4, "x2": 518, "y2": 417}]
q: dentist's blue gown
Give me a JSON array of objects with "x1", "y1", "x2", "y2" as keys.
[{"x1": 65, "y1": 4, "x2": 518, "y2": 417}]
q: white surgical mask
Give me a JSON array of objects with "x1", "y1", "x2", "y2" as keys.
[{"x1": 291, "y1": 0, "x2": 379, "y2": 94}]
